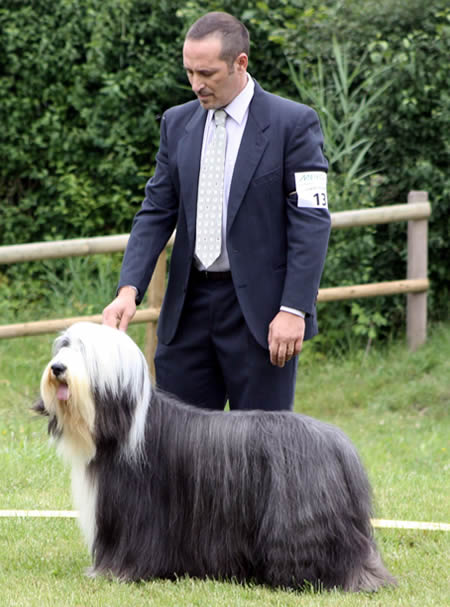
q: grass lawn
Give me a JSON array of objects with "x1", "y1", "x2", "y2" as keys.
[{"x1": 0, "y1": 322, "x2": 449, "y2": 607}]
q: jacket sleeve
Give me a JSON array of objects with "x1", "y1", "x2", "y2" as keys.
[
  {"x1": 118, "y1": 113, "x2": 178, "y2": 304},
  {"x1": 280, "y1": 107, "x2": 331, "y2": 315}
]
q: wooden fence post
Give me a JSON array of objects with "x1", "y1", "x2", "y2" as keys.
[
  {"x1": 145, "y1": 251, "x2": 166, "y2": 377},
  {"x1": 407, "y1": 191, "x2": 428, "y2": 351}
]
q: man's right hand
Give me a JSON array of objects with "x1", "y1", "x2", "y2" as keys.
[{"x1": 102, "y1": 286, "x2": 137, "y2": 332}]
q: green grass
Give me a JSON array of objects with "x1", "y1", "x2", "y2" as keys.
[{"x1": 0, "y1": 322, "x2": 449, "y2": 606}]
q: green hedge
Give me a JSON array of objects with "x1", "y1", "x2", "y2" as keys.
[
  {"x1": 0, "y1": 0, "x2": 448, "y2": 344},
  {"x1": 0, "y1": 0, "x2": 187, "y2": 241}
]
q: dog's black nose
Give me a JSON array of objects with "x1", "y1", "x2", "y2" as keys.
[{"x1": 51, "y1": 363, "x2": 67, "y2": 377}]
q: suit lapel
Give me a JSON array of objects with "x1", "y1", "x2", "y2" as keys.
[
  {"x1": 227, "y1": 82, "x2": 270, "y2": 233},
  {"x1": 177, "y1": 103, "x2": 207, "y2": 244}
]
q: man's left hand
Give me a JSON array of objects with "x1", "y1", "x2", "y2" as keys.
[{"x1": 268, "y1": 311, "x2": 305, "y2": 367}]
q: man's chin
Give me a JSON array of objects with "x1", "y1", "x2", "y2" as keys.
[{"x1": 197, "y1": 95, "x2": 216, "y2": 109}]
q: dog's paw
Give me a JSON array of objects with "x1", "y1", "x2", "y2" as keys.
[{"x1": 84, "y1": 565, "x2": 98, "y2": 579}]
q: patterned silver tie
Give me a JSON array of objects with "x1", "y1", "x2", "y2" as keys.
[{"x1": 195, "y1": 109, "x2": 227, "y2": 268}]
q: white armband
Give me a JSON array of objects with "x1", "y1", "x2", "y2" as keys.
[{"x1": 294, "y1": 171, "x2": 328, "y2": 209}]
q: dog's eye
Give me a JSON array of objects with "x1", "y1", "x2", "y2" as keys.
[{"x1": 53, "y1": 336, "x2": 71, "y2": 355}]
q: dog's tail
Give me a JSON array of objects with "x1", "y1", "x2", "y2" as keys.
[
  {"x1": 331, "y1": 428, "x2": 397, "y2": 592},
  {"x1": 348, "y1": 542, "x2": 397, "y2": 592}
]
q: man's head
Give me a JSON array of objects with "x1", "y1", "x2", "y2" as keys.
[{"x1": 183, "y1": 12, "x2": 250, "y2": 110}]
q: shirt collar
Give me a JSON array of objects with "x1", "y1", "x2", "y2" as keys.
[{"x1": 225, "y1": 73, "x2": 254, "y2": 125}]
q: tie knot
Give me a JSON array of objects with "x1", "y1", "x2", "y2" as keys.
[{"x1": 214, "y1": 109, "x2": 227, "y2": 127}]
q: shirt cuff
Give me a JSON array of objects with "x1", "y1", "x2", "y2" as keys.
[{"x1": 280, "y1": 306, "x2": 305, "y2": 319}]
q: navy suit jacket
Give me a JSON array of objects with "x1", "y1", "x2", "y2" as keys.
[{"x1": 119, "y1": 81, "x2": 331, "y2": 349}]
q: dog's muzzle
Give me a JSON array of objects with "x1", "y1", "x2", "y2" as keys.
[
  {"x1": 50, "y1": 363, "x2": 70, "y2": 401},
  {"x1": 51, "y1": 363, "x2": 67, "y2": 378}
]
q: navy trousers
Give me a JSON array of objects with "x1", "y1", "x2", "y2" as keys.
[{"x1": 154, "y1": 271, "x2": 298, "y2": 411}]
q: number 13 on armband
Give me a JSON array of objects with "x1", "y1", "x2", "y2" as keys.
[{"x1": 313, "y1": 192, "x2": 328, "y2": 207}]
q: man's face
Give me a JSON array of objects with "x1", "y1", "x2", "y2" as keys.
[{"x1": 183, "y1": 34, "x2": 248, "y2": 110}]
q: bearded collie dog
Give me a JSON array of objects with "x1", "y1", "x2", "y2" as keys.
[{"x1": 34, "y1": 321, "x2": 395, "y2": 591}]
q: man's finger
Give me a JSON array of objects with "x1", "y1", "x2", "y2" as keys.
[
  {"x1": 102, "y1": 307, "x2": 119, "y2": 329},
  {"x1": 278, "y1": 343, "x2": 288, "y2": 367},
  {"x1": 294, "y1": 337, "x2": 303, "y2": 355},
  {"x1": 118, "y1": 307, "x2": 134, "y2": 332},
  {"x1": 269, "y1": 340, "x2": 278, "y2": 366}
]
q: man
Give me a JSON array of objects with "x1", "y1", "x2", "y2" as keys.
[{"x1": 103, "y1": 12, "x2": 331, "y2": 411}]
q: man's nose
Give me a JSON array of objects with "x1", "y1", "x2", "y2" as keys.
[{"x1": 191, "y1": 74, "x2": 204, "y2": 93}]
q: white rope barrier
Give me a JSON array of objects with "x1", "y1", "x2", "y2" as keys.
[
  {"x1": 0, "y1": 511, "x2": 449, "y2": 530},
  {"x1": 0, "y1": 510, "x2": 78, "y2": 518},
  {"x1": 371, "y1": 518, "x2": 450, "y2": 531}
]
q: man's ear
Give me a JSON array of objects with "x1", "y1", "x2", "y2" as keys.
[{"x1": 235, "y1": 53, "x2": 248, "y2": 72}]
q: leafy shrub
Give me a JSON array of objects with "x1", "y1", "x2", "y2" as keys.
[{"x1": 0, "y1": 0, "x2": 187, "y2": 244}]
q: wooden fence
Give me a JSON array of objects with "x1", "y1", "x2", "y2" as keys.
[{"x1": 0, "y1": 191, "x2": 430, "y2": 366}]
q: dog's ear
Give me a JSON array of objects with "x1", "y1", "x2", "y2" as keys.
[{"x1": 31, "y1": 398, "x2": 48, "y2": 416}]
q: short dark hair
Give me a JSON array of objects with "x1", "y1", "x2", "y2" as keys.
[{"x1": 186, "y1": 12, "x2": 250, "y2": 65}]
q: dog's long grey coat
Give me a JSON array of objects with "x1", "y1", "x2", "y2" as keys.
[{"x1": 35, "y1": 322, "x2": 396, "y2": 591}]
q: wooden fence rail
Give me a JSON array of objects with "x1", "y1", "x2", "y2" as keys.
[{"x1": 0, "y1": 192, "x2": 430, "y2": 360}]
